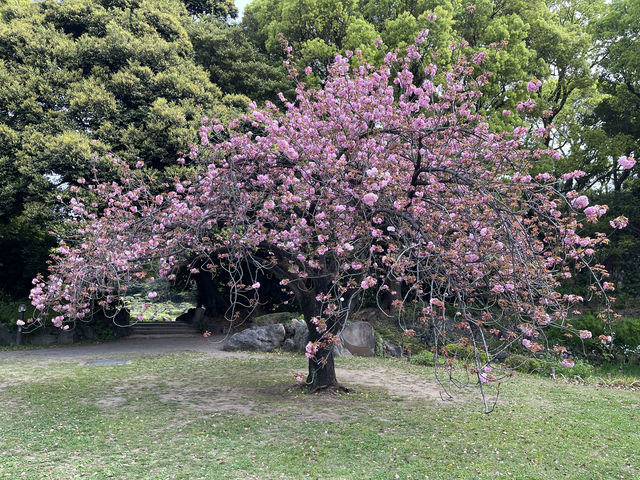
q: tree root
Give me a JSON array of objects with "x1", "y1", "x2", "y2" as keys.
[{"x1": 308, "y1": 383, "x2": 351, "y2": 395}]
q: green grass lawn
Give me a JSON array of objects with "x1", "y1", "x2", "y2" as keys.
[{"x1": 0, "y1": 351, "x2": 638, "y2": 479}]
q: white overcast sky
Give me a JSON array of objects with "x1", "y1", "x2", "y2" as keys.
[{"x1": 235, "y1": 0, "x2": 251, "y2": 18}]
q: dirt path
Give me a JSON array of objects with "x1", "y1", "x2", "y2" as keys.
[{"x1": 0, "y1": 334, "x2": 252, "y2": 360}]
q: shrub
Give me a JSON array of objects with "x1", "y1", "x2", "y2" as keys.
[
  {"x1": 443, "y1": 343, "x2": 489, "y2": 364},
  {"x1": 613, "y1": 317, "x2": 640, "y2": 350},
  {"x1": 504, "y1": 354, "x2": 542, "y2": 374}
]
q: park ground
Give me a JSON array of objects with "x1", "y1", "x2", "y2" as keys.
[{"x1": 0, "y1": 337, "x2": 638, "y2": 479}]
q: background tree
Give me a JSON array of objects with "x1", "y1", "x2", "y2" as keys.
[
  {"x1": 560, "y1": 0, "x2": 640, "y2": 298},
  {"x1": 187, "y1": 17, "x2": 290, "y2": 104},
  {"x1": 0, "y1": 0, "x2": 245, "y2": 297},
  {"x1": 242, "y1": 0, "x2": 602, "y2": 133}
]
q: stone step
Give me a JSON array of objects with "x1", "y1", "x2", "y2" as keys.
[
  {"x1": 126, "y1": 333, "x2": 202, "y2": 340},
  {"x1": 131, "y1": 323, "x2": 195, "y2": 330},
  {"x1": 127, "y1": 322, "x2": 200, "y2": 338}
]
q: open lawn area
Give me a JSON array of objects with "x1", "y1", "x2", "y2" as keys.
[{"x1": 0, "y1": 348, "x2": 638, "y2": 479}]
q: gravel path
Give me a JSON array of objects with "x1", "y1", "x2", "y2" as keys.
[{"x1": 0, "y1": 334, "x2": 255, "y2": 360}]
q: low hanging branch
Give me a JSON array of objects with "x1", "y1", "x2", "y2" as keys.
[{"x1": 27, "y1": 33, "x2": 634, "y2": 410}]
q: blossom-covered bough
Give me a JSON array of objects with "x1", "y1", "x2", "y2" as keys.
[{"x1": 29, "y1": 33, "x2": 633, "y2": 411}]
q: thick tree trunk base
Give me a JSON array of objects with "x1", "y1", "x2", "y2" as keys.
[{"x1": 307, "y1": 383, "x2": 351, "y2": 394}]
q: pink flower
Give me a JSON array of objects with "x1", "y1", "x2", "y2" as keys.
[
  {"x1": 583, "y1": 206, "x2": 598, "y2": 218},
  {"x1": 295, "y1": 375, "x2": 304, "y2": 382},
  {"x1": 148, "y1": 291, "x2": 158, "y2": 299},
  {"x1": 135, "y1": 161, "x2": 144, "y2": 168},
  {"x1": 16, "y1": 319, "x2": 25, "y2": 327},
  {"x1": 502, "y1": 109, "x2": 511, "y2": 116},
  {"x1": 251, "y1": 282, "x2": 261, "y2": 289},
  {"x1": 618, "y1": 156, "x2": 635, "y2": 169},
  {"x1": 572, "y1": 195, "x2": 589, "y2": 209},
  {"x1": 362, "y1": 192, "x2": 379, "y2": 206},
  {"x1": 522, "y1": 338, "x2": 532, "y2": 349},
  {"x1": 599, "y1": 335, "x2": 612, "y2": 345},
  {"x1": 492, "y1": 284, "x2": 505, "y2": 293},
  {"x1": 527, "y1": 79, "x2": 542, "y2": 92},
  {"x1": 610, "y1": 216, "x2": 628, "y2": 229},
  {"x1": 305, "y1": 342, "x2": 318, "y2": 359},
  {"x1": 360, "y1": 276, "x2": 377, "y2": 290},
  {"x1": 561, "y1": 358, "x2": 574, "y2": 368},
  {"x1": 579, "y1": 330, "x2": 592, "y2": 339}
]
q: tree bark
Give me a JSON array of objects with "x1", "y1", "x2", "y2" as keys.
[
  {"x1": 195, "y1": 272, "x2": 229, "y2": 317},
  {"x1": 297, "y1": 288, "x2": 340, "y2": 391},
  {"x1": 306, "y1": 322, "x2": 339, "y2": 391}
]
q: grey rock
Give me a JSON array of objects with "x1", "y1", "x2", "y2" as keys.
[
  {"x1": 79, "y1": 324, "x2": 97, "y2": 340},
  {"x1": 252, "y1": 312, "x2": 300, "y2": 327},
  {"x1": 292, "y1": 320, "x2": 309, "y2": 353},
  {"x1": 0, "y1": 322, "x2": 15, "y2": 345},
  {"x1": 58, "y1": 330, "x2": 76, "y2": 344},
  {"x1": 332, "y1": 342, "x2": 352, "y2": 358},
  {"x1": 29, "y1": 332, "x2": 58, "y2": 346},
  {"x1": 223, "y1": 324, "x2": 286, "y2": 352},
  {"x1": 341, "y1": 321, "x2": 376, "y2": 357},
  {"x1": 282, "y1": 338, "x2": 296, "y2": 352},
  {"x1": 383, "y1": 340, "x2": 404, "y2": 357}
]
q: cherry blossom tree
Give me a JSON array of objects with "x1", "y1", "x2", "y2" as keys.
[{"x1": 28, "y1": 36, "x2": 630, "y2": 410}]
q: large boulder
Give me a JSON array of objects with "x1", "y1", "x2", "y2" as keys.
[
  {"x1": 332, "y1": 342, "x2": 352, "y2": 358},
  {"x1": 223, "y1": 324, "x2": 286, "y2": 352},
  {"x1": 252, "y1": 312, "x2": 300, "y2": 327},
  {"x1": 341, "y1": 321, "x2": 376, "y2": 357},
  {"x1": 292, "y1": 319, "x2": 309, "y2": 353}
]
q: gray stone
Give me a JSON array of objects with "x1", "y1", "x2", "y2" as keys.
[
  {"x1": 252, "y1": 312, "x2": 300, "y2": 327},
  {"x1": 222, "y1": 324, "x2": 286, "y2": 352},
  {"x1": 332, "y1": 342, "x2": 352, "y2": 358},
  {"x1": 292, "y1": 319, "x2": 309, "y2": 353},
  {"x1": 383, "y1": 340, "x2": 404, "y2": 357},
  {"x1": 29, "y1": 332, "x2": 58, "y2": 346},
  {"x1": 341, "y1": 321, "x2": 376, "y2": 357},
  {"x1": 58, "y1": 330, "x2": 76, "y2": 344},
  {"x1": 0, "y1": 322, "x2": 15, "y2": 345},
  {"x1": 281, "y1": 338, "x2": 296, "y2": 352}
]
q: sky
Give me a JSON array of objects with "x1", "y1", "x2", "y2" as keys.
[{"x1": 235, "y1": 0, "x2": 252, "y2": 18}]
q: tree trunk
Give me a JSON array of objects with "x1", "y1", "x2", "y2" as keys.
[
  {"x1": 195, "y1": 272, "x2": 229, "y2": 317},
  {"x1": 306, "y1": 325, "x2": 339, "y2": 391},
  {"x1": 306, "y1": 346, "x2": 338, "y2": 391},
  {"x1": 297, "y1": 289, "x2": 340, "y2": 391}
]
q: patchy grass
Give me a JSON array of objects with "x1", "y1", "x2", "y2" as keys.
[{"x1": 0, "y1": 351, "x2": 638, "y2": 479}]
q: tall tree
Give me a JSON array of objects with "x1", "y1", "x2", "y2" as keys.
[
  {"x1": 187, "y1": 18, "x2": 290, "y2": 104},
  {"x1": 0, "y1": 0, "x2": 243, "y2": 296},
  {"x1": 243, "y1": 0, "x2": 602, "y2": 141},
  {"x1": 31, "y1": 44, "x2": 616, "y2": 409}
]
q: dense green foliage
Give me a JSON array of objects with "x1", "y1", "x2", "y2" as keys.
[{"x1": 0, "y1": 0, "x2": 258, "y2": 296}]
